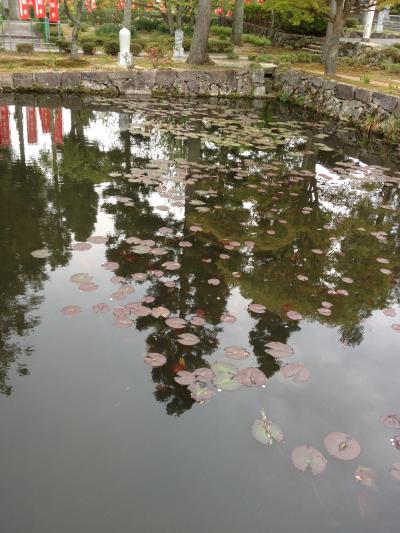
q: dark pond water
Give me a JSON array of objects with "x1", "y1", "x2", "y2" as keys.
[{"x1": 0, "y1": 94, "x2": 399, "y2": 533}]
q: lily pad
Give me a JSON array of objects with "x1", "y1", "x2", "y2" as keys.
[
  {"x1": 251, "y1": 418, "x2": 283, "y2": 446},
  {"x1": 144, "y1": 352, "x2": 167, "y2": 367},
  {"x1": 291, "y1": 445, "x2": 327, "y2": 475},
  {"x1": 324, "y1": 432, "x2": 361, "y2": 460}
]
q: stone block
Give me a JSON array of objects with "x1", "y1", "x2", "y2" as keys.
[
  {"x1": 372, "y1": 92, "x2": 398, "y2": 113},
  {"x1": 354, "y1": 87, "x2": 372, "y2": 104},
  {"x1": 119, "y1": 71, "x2": 156, "y2": 95},
  {"x1": 13, "y1": 73, "x2": 34, "y2": 90},
  {"x1": 34, "y1": 72, "x2": 62, "y2": 90},
  {"x1": 322, "y1": 79, "x2": 336, "y2": 90},
  {"x1": 335, "y1": 83, "x2": 354, "y2": 100},
  {"x1": 61, "y1": 72, "x2": 81, "y2": 91},
  {"x1": 0, "y1": 73, "x2": 14, "y2": 92}
]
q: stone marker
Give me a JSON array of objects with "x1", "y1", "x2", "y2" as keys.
[{"x1": 173, "y1": 29, "x2": 185, "y2": 59}]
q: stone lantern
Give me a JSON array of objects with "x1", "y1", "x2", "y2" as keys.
[{"x1": 118, "y1": 27, "x2": 133, "y2": 67}]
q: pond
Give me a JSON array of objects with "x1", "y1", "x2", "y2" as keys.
[{"x1": 0, "y1": 95, "x2": 399, "y2": 533}]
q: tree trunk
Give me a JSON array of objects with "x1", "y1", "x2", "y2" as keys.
[
  {"x1": 231, "y1": 0, "x2": 244, "y2": 46},
  {"x1": 64, "y1": 0, "x2": 84, "y2": 58},
  {"x1": 123, "y1": 0, "x2": 132, "y2": 30},
  {"x1": 9, "y1": 0, "x2": 20, "y2": 20},
  {"x1": 176, "y1": 4, "x2": 182, "y2": 30},
  {"x1": 187, "y1": 0, "x2": 211, "y2": 65},
  {"x1": 323, "y1": 4, "x2": 344, "y2": 76},
  {"x1": 165, "y1": 1, "x2": 175, "y2": 35}
]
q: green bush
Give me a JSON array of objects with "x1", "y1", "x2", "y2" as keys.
[
  {"x1": 345, "y1": 18, "x2": 358, "y2": 28},
  {"x1": 103, "y1": 39, "x2": 120, "y2": 56},
  {"x1": 56, "y1": 38, "x2": 71, "y2": 53},
  {"x1": 382, "y1": 60, "x2": 400, "y2": 73},
  {"x1": 242, "y1": 33, "x2": 271, "y2": 47},
  {"x1": 95, "y1": 23, "x2": 121, "y2": 37},
  {"x1": 135, "y1": 16, "x2": 168, "y2": 33},
  {"x1": 16, "y1": 43, "x2": 33, "y2": 54},
  {"x1": 381, "y1": 46, "x2": 400, "y2": 62},
  {"x1": 210, "y1": 25, "x2": 231, "y2": 38},
  {"x1": 82, "y1": 41, "x2": 96, "y2": 55},
  {"x1": 80, "y1": 22, "x2": 90, "y2": 32},
  {"x1": 207, "y1": 39, "x2": 233, "y2": 53},
  {"x1": 227, "y1": 50, "x2": 239, "y2": 60},
  {"x1": 295, "y1": 51, "x2": 320, "y2": 63},
  {"x1": 130, "y1": 41, "x2": 142, "y2": 56}
]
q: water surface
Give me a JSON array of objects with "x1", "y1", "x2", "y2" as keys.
[{"x1": 0, "y1": 95, "x2": 399, "y2": 533}]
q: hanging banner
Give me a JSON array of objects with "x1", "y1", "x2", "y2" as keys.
[
  {"x1": 18, "y1": 0, "x2": 30, "y2": 19},
  {"x1": 53, "y1": 108, "x2": 63, "y2": 145},
  {"x1": 27, "y1": 107, "x2": 38, "y2": 145},
  {"x1": 0, "y1": 106, "x2": 10, "y2": 147},
  {"x1": 34, "y1": 0, "x2": 46, "y2": 18},
  {"x1": 39, "y1": 108, "x2": 51, "y2": 133},
  {"x1": 49, "y1": 0, "x2": 59, "y2": 22}
]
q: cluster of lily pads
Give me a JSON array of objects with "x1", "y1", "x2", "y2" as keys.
[{"x1": 29, "y1": 97, "x2": 400, "y2": 496}]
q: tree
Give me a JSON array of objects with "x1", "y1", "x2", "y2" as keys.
[
  {"x1": 231, "y1": 0, "x2": 244, "y2": 46},
  {"x1": 187, "y1": 0, "x2": 211, "y2": 64},
  {"x1": 63, "y1": 0, "x2": 84, "y2": 58},
  {"x1": 123, "y1": 0, "x2": 132, "y2": 30},
  {"x1": 8, "y1": 0, "x2": 20, "y2": 19}
]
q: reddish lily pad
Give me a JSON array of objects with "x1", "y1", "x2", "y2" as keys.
[
  {"x1": 380, "y1": 414, "x2": 400, "y2": 429},
  {"x1": 291, "y1": 445, "x2": 327, "y2": 475},
  {"x1": 248, "y1": 303, "x2": 266, "y2": 314},
  {"x1": 281, "y1": 363, "x2": 311, "y2": 383},
  {"x1": 287, "y1": 310, "x2": 303, "y2": 320},
  {"x1": 87, "y1": 235, "x2": 108, "y2": 244},
  {"x1": 265, "y1": 341, "x2": 294, "y2": 359},
  {"x1": 92, "y1": 303, "x2": 110, "y2": 314},
  {"x1": 225, "y1": 346, "x2": 250, "y2": 360},
  {"x1": 61, "y1": 305, "x2": 82, "y2": 316},
  {"x1": 324, "y1": 432, "x2": 361, "y2": 460},
  {"x1": 165, "y1": 317, "x2": 187, "y2": 329},
  {"x1": 239, "y1": 367, "x2": 267, "y2": 387},
  {"x1": 144, "y1": 353, "x2": 167, "y2": 367},
  {"x1": 72, "y1": 242, "x2": 92, "y2": 251},
  {"x1": 177, "y1": 333, "x2": 200, "y2": 346}
]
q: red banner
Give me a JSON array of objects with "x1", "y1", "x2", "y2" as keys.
[
  {"x1": 27, "y1": 107, "x2": 37, "y2": 145},
  {"x1": 39, "y1": 108, "x2": 51, "y2": 133},
  {"x1": 18, "y1": 0, "x2": 30, "y2": 19},
  {"x1": 0, "y1": 106, "x2": 10, "y2": 147},
  {"x1": 49, "y1": 0, "x2": 59, "y2": 22},
  {"x1": 53, "y1": 108, "x2": 63, "y2": 145},
  {"x1": 34, "y1": 0, "x2": 46, "y2": 18}
]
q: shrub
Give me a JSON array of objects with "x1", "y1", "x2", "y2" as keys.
[
  {"x1": 210, "y1": 25, "x2": 231, "y2": 38},
  {"x1": 227, "y1": 50, "x2": 239, "y2": 60},
  {"x1": 383, "y1": 61, "x2": 400, "y2": 73},
  {"x1": 147, "y1": 46, "x2": 171, "y2": 68},
  {"x1": 95, "y1": 23, "x2": 121, "y2": 37},
  {"x1": 360, "y1": 74, "x2": 370, "y2": 84},
  {"x1": 242, "y1": 34, "x2": 271, "y2": 47},
  {"x1": 82, "y1": 41, "x2": 96, "y2": 55},
  {"x1": 381, "y1": 46, "x2": 400, "y2": 62},
  {"x1": 135, "y1": 16, "x2": 168, "y2": 32},
  {"x1": 103, "y1": 39, "x2": 120, "y2": 56},
  {"x1": 345, "y1": 18, "x2": 358, "y2": 28},
  {"x1": 56, "y1": 38, "x2": 71, "y2": 53},
  {"x1": 207, "y1": 39, "x2": 233, "y2": 53},
  {"x1": 16, "y1": 43, "x2": 33, "y2": 54},
  {"x1": 295, "y1": 51, "x2": 320, "y2": 63},
  {"x1": 80, "y1": 22, "x2": 89, "y2": 32},
  {"x1": 130, "y1": 41, "x2": 142, "y2": 56}
]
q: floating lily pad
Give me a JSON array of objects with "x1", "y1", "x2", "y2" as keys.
[
  {"x1": 324, "y1": 432, "x2": 361, "y2": 460},
  {"x1": 251, "y1": 418, "x2": 283, "y2": 446},
  {"x1": 291, "y1": 445, "x2": 327, "y2": 475},
  {"x1": 144, "y1": 352, "x2": 167, "y2": 367}
]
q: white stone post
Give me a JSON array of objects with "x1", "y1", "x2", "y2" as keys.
[
  {"x1": 362, "y1": 3, "x2": 377, "y2": 41},
  {"x1": 118, "y1": 27, "x2": 133, "y2": 67}
]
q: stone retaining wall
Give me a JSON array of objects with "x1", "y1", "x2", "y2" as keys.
[
  {"x1": 273, "y1": 69, "x2": 400, "y2": 123},
  {"x1": 0, "y1": 68, "x2": 268, "y2": 98}
]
